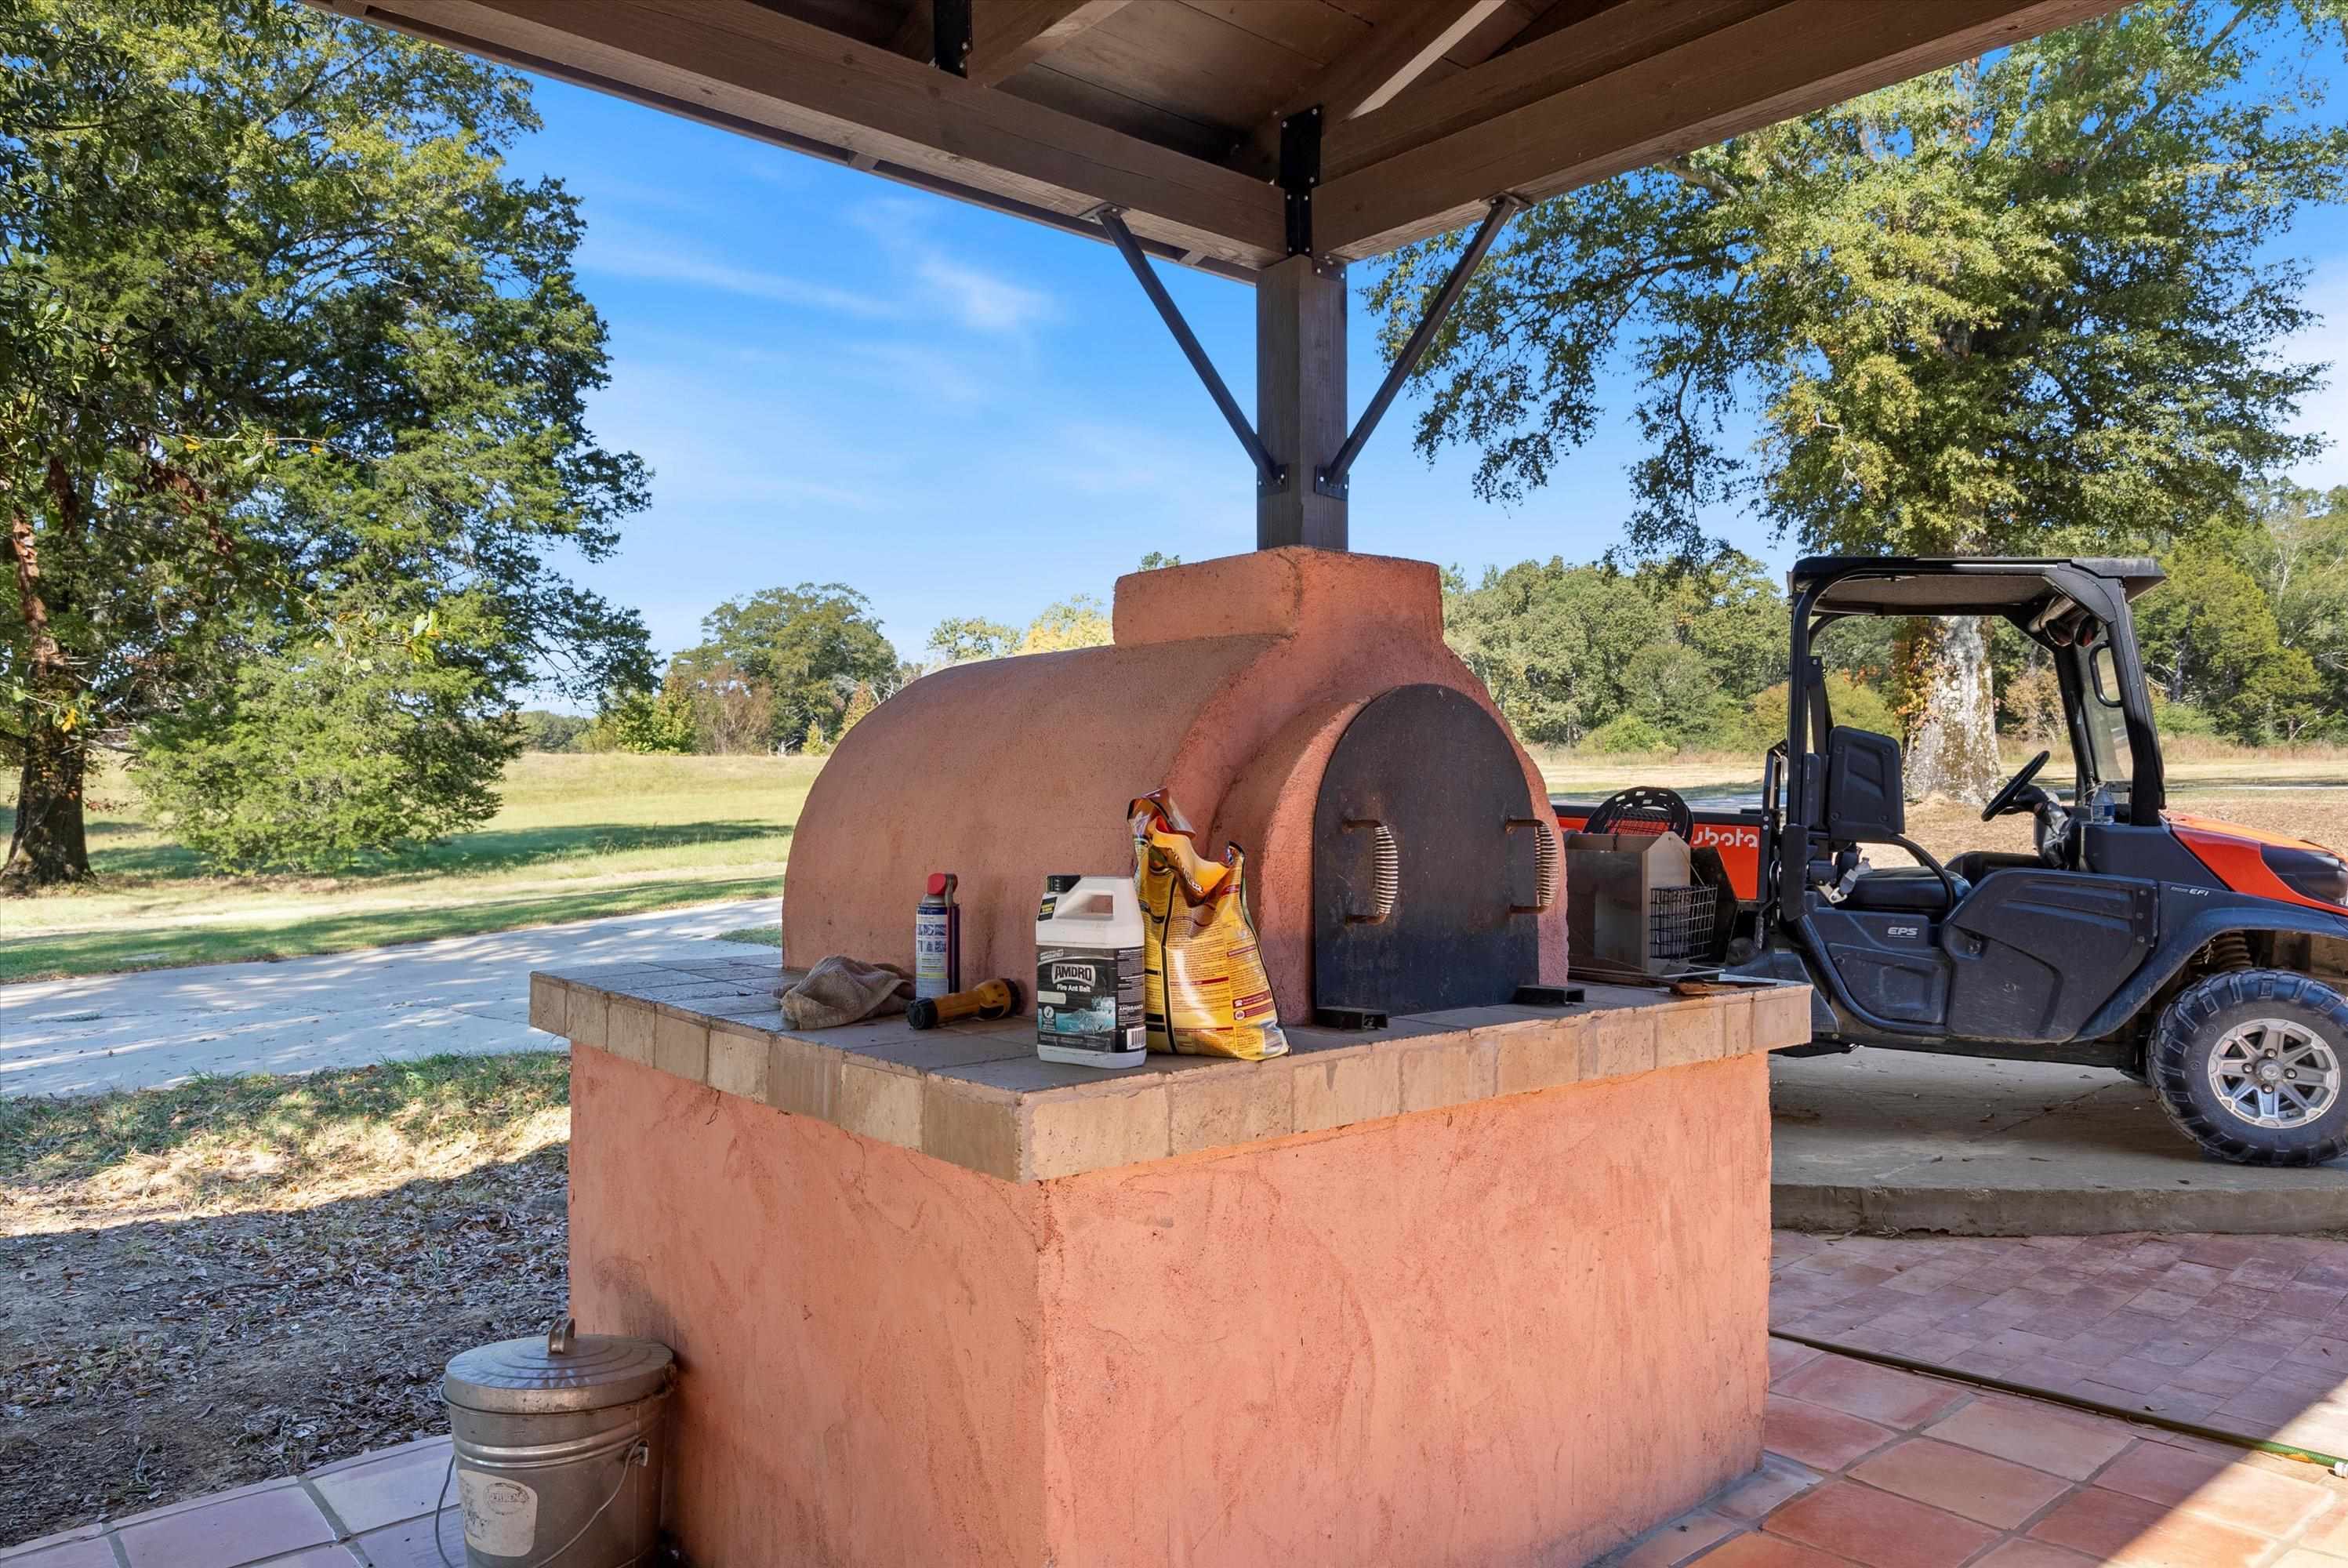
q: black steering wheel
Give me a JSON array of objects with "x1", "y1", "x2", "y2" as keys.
[{"x1": 1980, "y1": 750, "x2": 2053, "y2": 822}]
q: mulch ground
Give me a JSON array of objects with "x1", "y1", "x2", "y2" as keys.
[{"x1": 0, "y1": 1142, "x2": 568, "y2": 1547}]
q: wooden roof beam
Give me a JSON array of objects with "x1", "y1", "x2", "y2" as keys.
[
  {"x1": 1315, "y1": 0, "x2": 2128, "y2": 260},
  {"x1": 340, "y1": 0, "x2": 1283, "y2": 270},
  {"x1": 1240, "y1": 0, "x2": 1512, "y2": 173}
]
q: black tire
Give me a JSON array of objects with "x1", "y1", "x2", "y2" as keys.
[{"x1": 2147, "y1": 969, "x2": 2348, "y2": 1167}]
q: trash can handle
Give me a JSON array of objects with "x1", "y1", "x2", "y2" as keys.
[{"x1": 547, "y1": 1315, "x2": 576, "y2": 1356}]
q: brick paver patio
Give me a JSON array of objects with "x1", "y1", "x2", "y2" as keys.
[
  {"x1": 1770, "y1": 1230, "x2": 2348, "y2": 1461},
  {"x1": 8, "y1": 1232, "x2": 2345, "y2": 1566}
]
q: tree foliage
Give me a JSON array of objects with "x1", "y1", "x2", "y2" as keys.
[
  {"x1": 2, "y1": 0, "x2": 648, "y2": 878},
  {"x1": 1016, "y1": 594, "x2": 1112, "y2": 654},
  {"x1": 1374, "y1": 0, "x2": 2348, "y2": 796},
  {"x1": 2137, "y1": 482, "x2": 2348, "y2": 740},
  {"x1": 1442, "y1": 552, "x2": 1785, "y2": 747},
  {"x1": 671, "y1": 583, "x2": 900, "y2": 753}
]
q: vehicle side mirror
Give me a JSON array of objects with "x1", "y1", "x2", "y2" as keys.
[{"x1": 1825, "y1": 726, "x2": 1905, "y2": 841}]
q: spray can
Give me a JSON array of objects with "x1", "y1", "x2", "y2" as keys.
[{"x1": 915, "y1": 873, "x2": 960, "y2": 1000}]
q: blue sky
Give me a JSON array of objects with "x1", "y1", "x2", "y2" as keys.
[{"x1": 499, "y1": 62, "x2": 2348, "y2": 677}]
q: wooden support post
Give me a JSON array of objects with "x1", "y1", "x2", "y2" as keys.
[{"x1": 1256, "y1": 255, "x2": 1348, "y2": 550}]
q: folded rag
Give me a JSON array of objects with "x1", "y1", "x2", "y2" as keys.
[{"x1": 778, "y1": 955, "x2": 914, "y2": 1029}]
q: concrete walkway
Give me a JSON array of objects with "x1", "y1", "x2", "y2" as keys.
[
  {"x1": 1773, "y1": 1047, "x2": 2348, "y2": 1236},
  {"x1": 0, "y1": 898, "x2": 777, "y2": 1098}
]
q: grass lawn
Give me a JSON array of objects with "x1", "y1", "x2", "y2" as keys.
[
  {"x1": 0, "y1": 753, "x2": 816, "y2": 983},
  {"x1": 6, "y1": 742, "x2": 2341, "y2": 986}
]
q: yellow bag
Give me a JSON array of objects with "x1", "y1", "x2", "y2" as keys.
[{"x1": 1129, "y1": 791, "x2": 1288, "y2": 1060}]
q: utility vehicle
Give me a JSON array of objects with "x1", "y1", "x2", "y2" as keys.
[{"x1": 1557, "y1": 556, "x2": 2348, "y2": 1167}]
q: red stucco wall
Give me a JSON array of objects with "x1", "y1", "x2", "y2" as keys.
[{"x1": 569, "y1": 1045, "x2": 1770, "y2": 1566}]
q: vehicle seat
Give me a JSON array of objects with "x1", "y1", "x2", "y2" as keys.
[{"x1": 1842, "y1": 866, "x2": 1970, "y2": 915}]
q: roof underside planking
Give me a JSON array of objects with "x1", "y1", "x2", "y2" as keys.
[{"x1": 318, "y1": 0, "x2": 2132, "y2": 281}]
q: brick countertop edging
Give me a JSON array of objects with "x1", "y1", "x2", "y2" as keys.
[{"x1": 529, "y1": 958, "x2": 1810, "y2": 1183}]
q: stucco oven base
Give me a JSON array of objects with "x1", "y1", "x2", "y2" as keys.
[{"x1": 568, "y1": 1036, "x2": 1775, "y2": 1566}]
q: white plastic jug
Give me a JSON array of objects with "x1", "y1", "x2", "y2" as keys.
[{"x1": 1034, "y1": 875, "x2": 1148, "y2": 1069}]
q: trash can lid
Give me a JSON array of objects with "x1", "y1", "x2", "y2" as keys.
[{"x1": 444, "y1": 1317, "x2": 673, "y2": 1414}]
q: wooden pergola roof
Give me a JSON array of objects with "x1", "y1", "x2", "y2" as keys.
[{"x1": 319, "y1": 0, "x2": 2126, "y2": 279}]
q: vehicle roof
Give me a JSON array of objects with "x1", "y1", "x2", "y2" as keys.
[{"x1": 1790, "y1": 556, "x2": 2166, "y2": 618}]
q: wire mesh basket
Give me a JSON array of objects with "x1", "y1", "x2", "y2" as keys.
[{"x1": 1649, "y1": 885, "x2": 1718, "y2": 967}]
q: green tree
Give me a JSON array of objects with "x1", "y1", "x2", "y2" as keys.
[
  {"x1": 677, "y1": 584, "x2": 899, "y2": 752},
  {"x1": 926, "y1": 615, "x2": 1020, "y2": 666},
  {"x1": 2241, "y1": 481, "x2": 2348, "y2": 713},
  {"x1": 517, "y1": 711, "x2": 592, "y2": 752},
  {"x1": 584, "y1": 687, "x2": 695, "y2": 754},
  {"x1": 2136, "y1": 539, "x2": 2289, "y2": 717},
  {"x1": 1376, "y1": 0, "x2": 2346, "y2": 801},
  {"x1": 2, "y1": 0, "x2": 648, "y2": 882}
]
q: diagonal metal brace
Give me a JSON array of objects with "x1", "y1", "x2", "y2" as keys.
[
  {"x1": 1096, "y1": 207, "x2": 1288, "y2": 494},
  {"x1": 1315, "y1": 193, "x2": 1524, "y2": 499}
]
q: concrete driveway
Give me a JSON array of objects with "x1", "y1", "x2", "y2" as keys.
[{"x1": 0, "y1": 898, "x2": 778, "y2": 1098}]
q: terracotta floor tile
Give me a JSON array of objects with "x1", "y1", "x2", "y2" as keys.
[
  {"x1": 1614, "y1": 1511, "x2": 1742, "y2": 1567},
  {"x1": 1762, "y1": 1479, "x2": 1997, "y2": 1568},
  {"x1": 1923, "y1": 1395, "x2": 2137, "y2": 1481},
  {"x1": 2299, "y1": 1497, "x2": 2348, "y2": 1555},
  {"x1": 2029, "y1": 1485, "x2": 2274, "y2": 1568},
  {"x1": 1717, "y1": 1456, "x2": 1826, "y2": 1522},
  {"x1": 2279, "y1": 1550, "x2": 2348, "y2": 1568},
  {"x1": 1769, "y1": 1338, "x2": 1828, "y2": 1384},
  {"x1": 1972, "y1": 1542, "x2": 2103, "y2": 1568},
  {"x1": 1689, "y1": 1534, "x2": 1851, "y2": 1568},
  {"x1": 2096, "y1": 1439, "x2": 2337, "y2": 1537},
  {"x1": 114, "y1": 1483, "x2": 332, "y2": 1568},
  {"x1": 1847, "y1": 1436, "x2": 2072, "y2": 1530},
  {"x1": 1766, "y1": 1396, "x2": 1898, "y2": 1472},
  {"x1": 1774, "y1": 1356, "x2": 1966, "y2": 1431},
  {"x1": 348, "y1": 1508, "x2": 466, "y2": 1568},
  {"x1": 309, "y1": 1443, "x2": 452, "y2": 1534}
]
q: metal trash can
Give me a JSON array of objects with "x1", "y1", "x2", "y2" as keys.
[{"x1": 442, "y1": 1317, "x2": 673, "y2": 1566}]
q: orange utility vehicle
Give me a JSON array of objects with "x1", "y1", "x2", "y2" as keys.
[{"x1": 1555, "y1": 557, "x2": 2348, "y2": 1167}]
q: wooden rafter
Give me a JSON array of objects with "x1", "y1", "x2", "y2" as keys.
[
  {"x1": 969, "y1": 1, "x2": 1132, "y2": 87},
  {"x1": 1304, "y1": 0, "x2": 1514, "y2": 122},
  {"x1": 1315, "y1": 0, "x2": 2125, "y2": 258},
  {"x1": 339, "y1": 0, "x2": 1283, "y2": 270},
  {"x1": 1239, "y1": 0, "x2": 1512, "y2": 173}
]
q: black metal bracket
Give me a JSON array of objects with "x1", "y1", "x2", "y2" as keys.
[
  {"x1": 1314, "y1": 193, "x2": 1524, "y2": 499},
  {"x1": 1095, "y1": 206, "x2": 1288, "y2": 494},
  {"x1": 1314, "y1": 1005, "x2": 1389, "y2": 1031},
  {"x1": 1279, "y1": 107, "x2": 1320, "y2": 257},
  {"x1": 1513, "y1": 985, "x2": 1585, "y2": 1007},
  {"x1": 931, "y1": 0, "x2": 971, "y2": 76}
]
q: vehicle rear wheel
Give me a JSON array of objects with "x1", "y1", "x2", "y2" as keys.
[{"x1": 2147, "y1": 969, "x2": 2348, "y2": 1167}]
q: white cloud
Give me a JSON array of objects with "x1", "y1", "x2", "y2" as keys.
[
  {"x1": 2285, "y1": 260, "x2": 2348, "y2": 488},
  {"x1": 916, "y1": 255, "x2": 1055, "y2": 334},
  {"x1": 582, "y1": 231, "x2": 901, "y2": 321}
]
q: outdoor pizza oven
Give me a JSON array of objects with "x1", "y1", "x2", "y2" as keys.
[{"x1": 782, "y1": 549, "x2": 1568, "y2": 1019}]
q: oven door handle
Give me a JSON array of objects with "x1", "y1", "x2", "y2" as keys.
[
  {"x1": 1341, "y1": 818, "x2": 1398, "y2": 924},
  {"x1": 1507, "y1": 817, "x2": 1560, "y2": 914}
]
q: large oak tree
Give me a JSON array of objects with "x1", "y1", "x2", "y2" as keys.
[
  {"x1": 1375, "y1": 0, "x2": 2346, "y2": 800},
  {"x1": 2, "y1": 0, "x2": 649, "y2": 883}
]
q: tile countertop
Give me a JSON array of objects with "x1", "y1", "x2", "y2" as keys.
[{"x1": 528, "y1": 957, "x2": 1811, "y2": 1183}]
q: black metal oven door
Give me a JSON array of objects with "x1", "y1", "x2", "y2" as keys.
[{"x1": 1312, "y1": 684, "x2": 1544, "y2": 1016}]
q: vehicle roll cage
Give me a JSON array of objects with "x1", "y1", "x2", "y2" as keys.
[{"x1": 1759, "y1": 556, "x2": 2171, "y2": 930}]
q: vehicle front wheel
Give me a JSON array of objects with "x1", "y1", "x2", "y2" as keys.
[{"x1": 2147, "y1": 969, "x2": 2348, "y2": 1167}]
